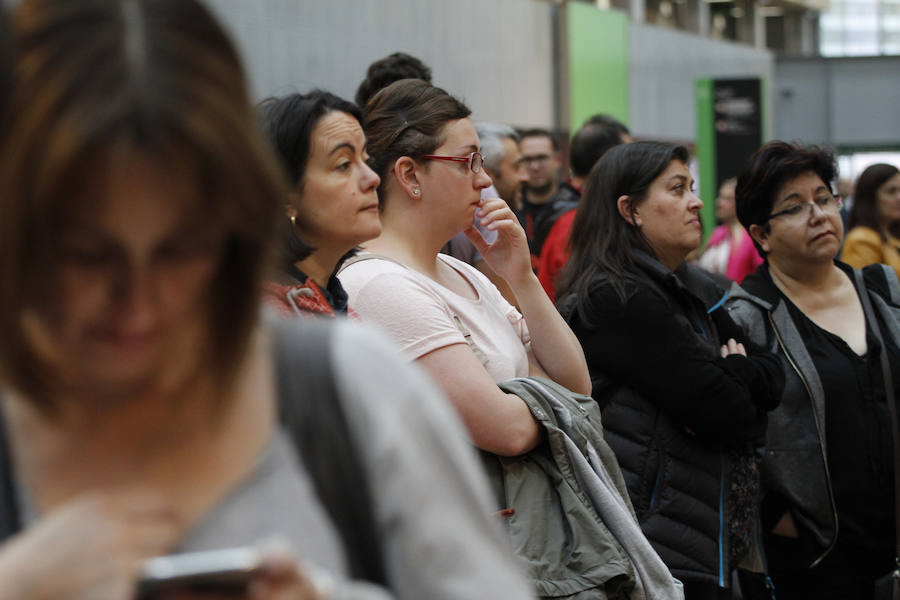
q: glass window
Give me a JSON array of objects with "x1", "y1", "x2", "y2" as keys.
[{"x1": 820, "y1": 0, "x2": 900, "y2": 54}]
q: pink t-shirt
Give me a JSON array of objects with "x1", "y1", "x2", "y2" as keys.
[{"x1": 339, "y1": 253, "x2": 531, "y2": 383}]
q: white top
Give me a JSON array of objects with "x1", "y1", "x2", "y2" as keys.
[{"x1": 339, "y1": 253, "x2": 531, "y2": 383}]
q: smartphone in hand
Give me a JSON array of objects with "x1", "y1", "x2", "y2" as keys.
[{"x1": 137, "y1": 546, "x2": 264, "y2": 598}]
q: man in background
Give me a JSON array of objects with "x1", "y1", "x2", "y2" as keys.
[
  {"x1": 517, "y1": 128, "x2": 564, "y2": 266},
  {"x1": 477, "y1": 122, "x2": 527, "y2": 211}
]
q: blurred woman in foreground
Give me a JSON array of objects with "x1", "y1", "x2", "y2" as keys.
[{"x1": 0, "y1": 1, "x2": 533, "y2": 598}]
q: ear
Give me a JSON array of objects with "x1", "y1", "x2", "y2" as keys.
[
  {"x1": 748, "y1": 223, "x2": 771, "y2": 254},
  {"x1": 392, "y1": 156, "x2": 422, "y2": 200},
  {"x1": 617, "y1": 194, "x2": 640, "y2": 226}
]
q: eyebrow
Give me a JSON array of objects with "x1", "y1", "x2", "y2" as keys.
[
  {"x1": 454, "y1": 144, "x2": 478, "y2": 153},
  {"x1": 328, "y1": 142, "x2": 356, "y2": 156},
  {"x1": 780, "y1": 185, "x2": 829, "y2": 203},
  {"x1": 668, "y1": 174, "x2": 690, "y2": 185}
]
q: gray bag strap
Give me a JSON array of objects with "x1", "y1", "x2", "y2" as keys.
[
  {"x1": 853, "y1": 269, "x2": 900, "y2": 589},
  {"x1": 273, "y1": 318, "x2": 387, "y2": 585}
]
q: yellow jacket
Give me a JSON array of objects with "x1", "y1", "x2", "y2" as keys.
[{"x1": 841, "y1": 226, "x2": 900, "y2": 279}]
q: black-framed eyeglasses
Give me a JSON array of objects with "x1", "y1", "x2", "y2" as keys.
[
  {"x1": 421, "y1": 151, "x2": 484, "y2": 174},
  {"x1": 517, "y1": 154, "x2": 552, "y2": 167},
  {"x1": 764, "y1": 194, "x2": 843, "y2": 223}
]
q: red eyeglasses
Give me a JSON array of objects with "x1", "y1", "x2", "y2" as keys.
[{"x1": 421, "y1": 151, "x2": 484, "y2": 174}]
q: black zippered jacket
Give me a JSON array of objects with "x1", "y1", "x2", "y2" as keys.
[{"x1": 558, "y1": 252, "x2": 784, "y2": 587}]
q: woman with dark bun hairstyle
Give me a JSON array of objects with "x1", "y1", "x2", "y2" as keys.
[
  {"x1": 0, "y1": 1, "x2": 533, "y2": 598},
  {"x1": 724, "y1": 141, "x2": 897, "y2": 599},
  {"x1": 556, "y1": 141, "x2": 783, "y2": 600},
  {"x1": 842, "y1": 163, "x2": 900, "y2": 277},
  {"x1": 341, "y1": 78, "x2": 590, "y2": 458}
]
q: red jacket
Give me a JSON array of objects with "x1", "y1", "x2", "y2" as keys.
[{"x1": 537, "y1": 208, "x2": 576, "y2": 302}]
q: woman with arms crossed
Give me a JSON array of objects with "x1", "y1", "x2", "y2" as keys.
[
  {"x1": 556, "y1": 142, "x2": 783, "y2": 600},
  {"x1": 340, "y1": 79, "x2": 590, "y2": 458}
]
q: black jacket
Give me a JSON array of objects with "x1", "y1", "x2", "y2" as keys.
[{"x1": 558, "y1": 252, "x2": 784, "y2": 588}]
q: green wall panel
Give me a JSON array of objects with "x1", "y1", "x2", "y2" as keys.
[
  {"x1": 695, "y1": 78, "x2": 716, "y2": 242},
  {"x1": 567, "y1": 4, "x2": 629, "y2": 133}
]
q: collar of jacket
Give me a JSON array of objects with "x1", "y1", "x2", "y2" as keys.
[{"x1": 633, "y1": 249, "x2": 728, "y2": 315}]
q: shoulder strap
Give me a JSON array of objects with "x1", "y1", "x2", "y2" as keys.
[
  {"x1": 854, "y1": 269, "x2": 900, "y2": 571},
  {"x1": 337, "y1": 252, "x2": 402, "y2": 274},
  {"x1": 0, "y1": 407, "x2": 21, "y2": 542},
  {"x1": 273, "y1": 318, "x2": 387, "y2": 585},
  {"x1": 339, "y1": 252, "x2": 489, "y2": 363}
]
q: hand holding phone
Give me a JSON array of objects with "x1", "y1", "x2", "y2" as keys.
[
  {"x1": 137, "y1": 541, "x2": 328, "y2": 600},
  {"x1": 137, "y1": 546, "x2": 264, "y2": 598}
]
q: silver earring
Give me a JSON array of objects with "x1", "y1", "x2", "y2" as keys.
[
  {"x1": 413, "y1": 189, "x2": 420, "y2": 196},
  {"x1": 290, "y1": 215, "x2": 296, "y2": 225}
]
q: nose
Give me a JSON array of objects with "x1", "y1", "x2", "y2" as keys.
[
  {"x1": 111, "y1": 262, "x2": 158, "y2": 331},
  {"x1": 808, "y1": 200, "x2": 828, "y2": 221},
  {"x1": 360, "y1": 161, "x2": 380, "y2": 192},
  {"x1": 689, "y1": 191, "x2": 703, "y2": 211},
  {"x1": 474, "y1": 167, "x2": 492, "y2": 191}
]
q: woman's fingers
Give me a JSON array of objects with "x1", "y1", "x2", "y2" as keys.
[
  {"x1": 477, "y1": 200, "x2": 516, "y2": 230},
  {"x1": 720, "y1": 338, "x2": 748, "y2": 357}
]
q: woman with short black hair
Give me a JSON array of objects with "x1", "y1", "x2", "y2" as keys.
[
  {"x1": 725, "y1": 141, "x2": 897, "y2": 599},
  {"x1": 259, "y1": 91, "x2": 381, "y2": 318}
]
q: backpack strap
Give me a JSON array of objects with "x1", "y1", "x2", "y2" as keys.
[{"x1": 273, "y1": 318, "x2": 387, "y2": 585}]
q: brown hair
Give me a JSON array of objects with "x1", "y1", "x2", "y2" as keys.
[
  {"x1": 363, "y1": 78, "x2": 470, "y2": 206},
  {"x1": 848, "y1": 163, "x2": 900, "y2": 239},
  {"x1": 0, "y1": 0, "x2": 286, "y2": 409}
]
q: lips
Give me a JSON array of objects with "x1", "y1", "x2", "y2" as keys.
[{"x1": 811, "y1": 231, "x2": 835, "y2": 242}]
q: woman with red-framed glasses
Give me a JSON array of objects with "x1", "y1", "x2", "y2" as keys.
[
  {"x1": 338, "y1": 80, "x2": 686, "y2": 599},
  {"x1": 340, "y1": 78, "x2": 590, "y2": 458}
]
